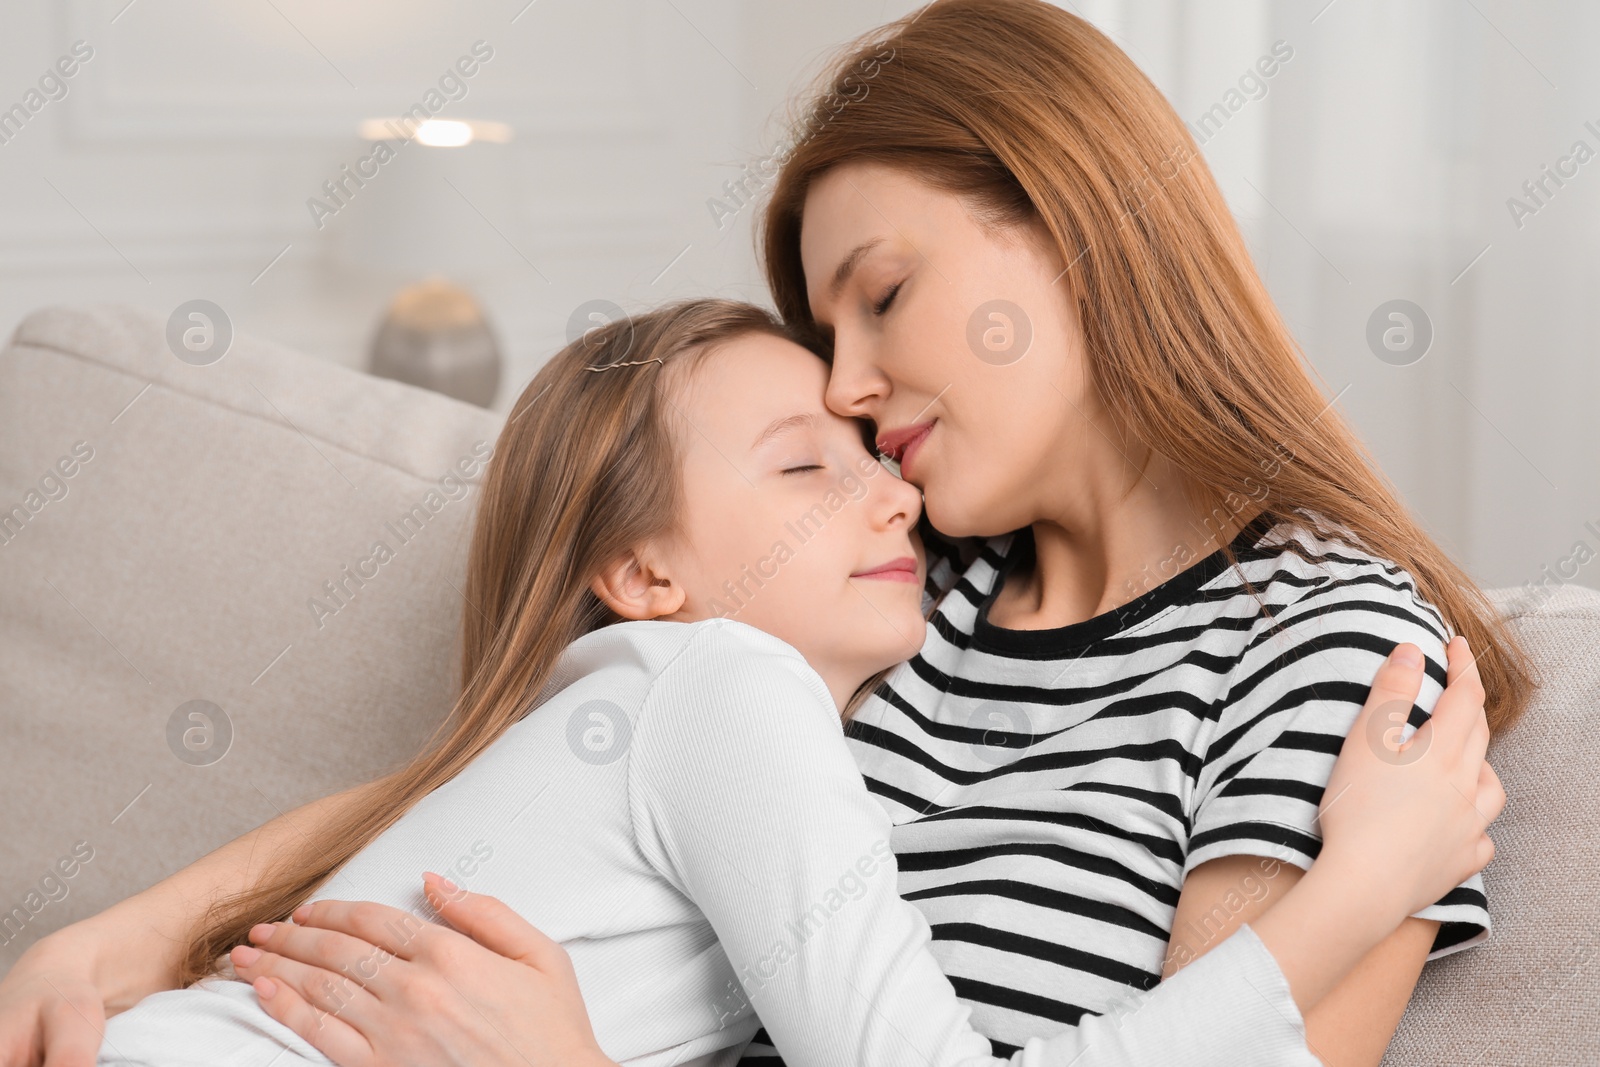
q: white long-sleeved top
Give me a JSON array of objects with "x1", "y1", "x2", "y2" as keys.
[{"x1": 99, "y1": 617, "x2": 1320, "y2": 1067}]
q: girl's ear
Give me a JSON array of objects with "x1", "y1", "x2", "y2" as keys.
[{"x1": 588, "y1": 546, "x2": 687, "y2": 621}]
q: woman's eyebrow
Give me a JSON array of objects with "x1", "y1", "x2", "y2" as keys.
[
  {"x1": 750, "y1": 411, "x2": 821, "y2": 451},
  {"x1": 828, "y1": 236, "x2": 886, "y2": 300}
]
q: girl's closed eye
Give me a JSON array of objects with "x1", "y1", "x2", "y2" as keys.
[{"x1": 783, "y1": 464, "x2": 824, "y2": 476}]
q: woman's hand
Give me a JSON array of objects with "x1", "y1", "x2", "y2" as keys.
[
  {"x1": 231, "y1": 873, "x2": 616, "y2": 1067},
  {"x1": 0, "y1": 928, "x2": 111, "y2": 1067},
  {"x1": 1317, "y1": 635, "x2": 1507, "y2": 922},
  {"x1": 2, "y1": 783, "x2": 379, "y2": 1067}
]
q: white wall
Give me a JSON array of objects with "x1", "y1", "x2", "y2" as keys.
[
  {"x1": 1091, "y1": 0, "x2": 1600, "y2": 592},
  {"x1": 2, "y1": 0, "x2": 1593, "y2": 591},
  {"x1": 0, "y1": 0, "x2": 753, "y2": 388}
]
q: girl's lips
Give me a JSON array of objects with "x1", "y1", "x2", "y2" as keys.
[{"x1": 851, "y1": 556, "x2": 919, "y2": 583}]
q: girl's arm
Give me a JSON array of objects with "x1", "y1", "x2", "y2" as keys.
[
  {"x1": 230, "y1": 637, "x2": 1498, "y2": 1067},
  {"x1": 1169, "y1": 555, "x2": 1498, "y2": 1067},
  {"x1": 235, "y1": 886, "x2": 1334, "y2": 1067},
  {"x1": 1167, "y1": 634, "x2": 1500, "y2": 1066},
  {"x1": 1171, "y1": 864, "x2": 1435, "y2": 1067},
  {"x1": 624, "y1": 626, "x2": 1495, "y2": 1067},
  {"x1": 0, "y1": 780, "x2": 371, "y2": 1055}
]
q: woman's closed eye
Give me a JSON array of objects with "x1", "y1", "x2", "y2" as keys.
[{"x1": 872, "y1": 281, "x2": 903, "y2": 316}]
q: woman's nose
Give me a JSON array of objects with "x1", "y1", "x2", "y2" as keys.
[{"x1": 824, "y1": 335, "x2": 888, "y2": 421}]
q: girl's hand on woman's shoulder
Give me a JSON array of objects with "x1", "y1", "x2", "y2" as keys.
[
  {"x1": 1318, "y1": 635, "x2": 1506, "y2": 923},
  {"x1": 232, "y1": 873, "x2": 617, "y2": 1067}
]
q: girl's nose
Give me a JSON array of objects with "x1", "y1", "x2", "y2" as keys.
[{"x1": 874, "y1": 464, "x2": 921, "y2": 529}]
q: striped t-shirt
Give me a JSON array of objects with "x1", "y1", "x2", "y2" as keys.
[{"x1": 743, "y1": 511, "x2": 1489, "y2": 1059}]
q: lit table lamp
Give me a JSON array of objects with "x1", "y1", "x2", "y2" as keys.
[{"x1": 333, "y1": 117, "x2": 516, "y2": 408}]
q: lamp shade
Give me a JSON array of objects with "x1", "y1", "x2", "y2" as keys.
[{"x1": 329, "y1": 118, "x2": 522, "y2": 279}]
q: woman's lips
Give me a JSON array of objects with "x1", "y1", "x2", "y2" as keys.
[
  {"x1": 851, "y1": 556, "x2": 919, "y2": 583},
  {"x1": 877, "y1": 419, "x2": 936, "y2": 479}
]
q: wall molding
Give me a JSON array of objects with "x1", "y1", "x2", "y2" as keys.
[{"x1": 60, "y1": 0, "x2": 652, "y2": 144}]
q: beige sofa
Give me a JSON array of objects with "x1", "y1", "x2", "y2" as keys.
[{"x1": 1, "y1": 305, "x2": 1595, "y2": 1064}]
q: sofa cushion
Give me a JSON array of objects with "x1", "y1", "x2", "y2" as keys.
[
  {"x1": 0, "y1": 304, "x2": 502, "y2": 970},
  {"x1": 1383, "y1": 584, "x2": 1600, "y2": 1065}
]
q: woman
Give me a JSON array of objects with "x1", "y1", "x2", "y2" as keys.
[
  {"x1": 736, "y1": 2, "x2": 1531, "y2": 1060},
  {"x1": 0, "y1": 0, "x2": 1525, "y2": 1064}
]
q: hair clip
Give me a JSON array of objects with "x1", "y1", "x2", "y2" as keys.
[{"x1": 584, "y1": 357, "x2": 665, "y2": 372}]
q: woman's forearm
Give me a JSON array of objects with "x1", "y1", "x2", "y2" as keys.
[{"x1": 34, "y1": 784, "x2": 371, "y2": 1013}]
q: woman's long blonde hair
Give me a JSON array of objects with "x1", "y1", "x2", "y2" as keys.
[
  {"x1": 760, "y1": 0, "x2": 1534, "y2": 732},
  {"x1": 179, "y1": 299, "x2": 822, "y2": 985}
]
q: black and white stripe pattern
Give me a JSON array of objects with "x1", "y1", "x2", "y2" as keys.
[{"x1": 741, "y1": 513, "x2": 1488, "y2": 1060}]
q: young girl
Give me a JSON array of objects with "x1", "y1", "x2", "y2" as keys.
[{"x1": 67, "y1": 299, "x2": 1500, "y2": 1067}]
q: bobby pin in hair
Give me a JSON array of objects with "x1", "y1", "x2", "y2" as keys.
[{"x1": 584, "y1": 357, "x2": 666, "y2": 372}]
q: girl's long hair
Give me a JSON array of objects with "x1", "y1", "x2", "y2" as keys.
[
  {"x1": 760, "y1": 0, "x2": 1534, "y2": 732},
  {"x1": 178, "y1": 299, "x2": 804, "y2": 985}
]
